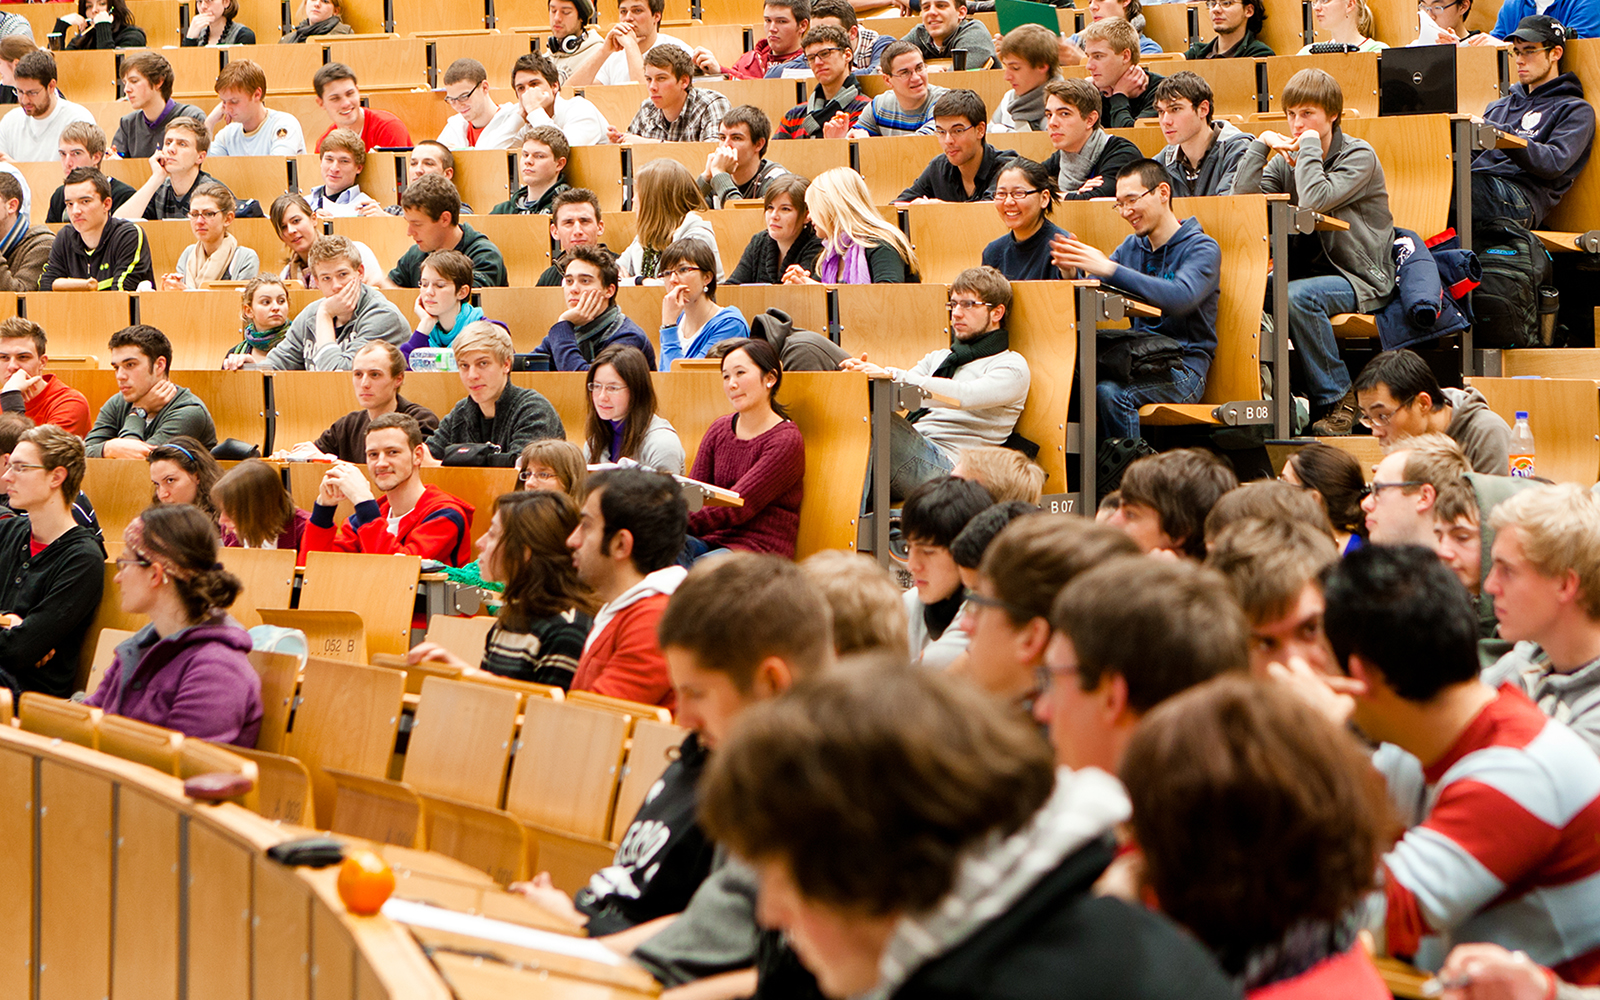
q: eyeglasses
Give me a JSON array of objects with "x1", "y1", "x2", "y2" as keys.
[
  {"x1": 964, "y1": 590, "x2": 1030, "y2": 619},
  {"x1": 889, "y1": 62, "x2": 927, "y2": 79},
  {"x1": 1511, "y1": 44, "x2": 1555, "y2": 57},
  {"x1": 443, "y1": 80, "x2": 482, "y2": 107},
  {"x1": 1034, "y1": 661, "x2": 1082, "y2": 694},
  {"x1": 1416, "y1": 0, "x2": 1462, "y2": 11},
  {"x1": 1359, "y1": 480, "x2": 1424, "y2": 499},
  {"x1": 1206, "y1": 0, "x2": 1242, "y2": 7},
  {"x1": 6, "y1": 462, "x2": 45, "y2": 473},
  {"x1": 1114, "y1": 188, "x2": 1155, "y2": 211},
  {"x1": 933, "y1": 124, "x2": 976, "y2": 139},
  {"x1": 114, "y1": 553, "x2": 152, "y2": 569},
  {"x1": 1357, "y1": 395, "x2": 1415, "y2": 428},
  {"x1": 518, "y1": 467, "x2": 562, "y2": 483},
  {"x1": 805, "y1": 47, "x2": 846, "y2": 63},
  {"x1": 946, "y1": 299, "x2": 992, "y2": 312},
  {"x1": 187, "y1": 208, "x2": 221, "y2": 221},
  {"x1": 993, "y1": 187, "x2": 1042, "y2": 203},
  {"x1": 663, "y1": 265, "x2": 705, "y2": 279},
  {"x1": 588, "y1": 381, "x2": 627, "y2": 396}
]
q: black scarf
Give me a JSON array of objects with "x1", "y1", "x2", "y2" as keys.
[
  {"x1": 283, "y1": 14, "x2": 345, "y2": 42},
  {"x1": 802, "y1": 76, "x2": 862, "y2": 137},
  {"x1": 923, "y1": 587, "x2": 966, "y2": 642},
  {"x1": 906, "y1": 326, "x2": 1009, "y2": 423}
]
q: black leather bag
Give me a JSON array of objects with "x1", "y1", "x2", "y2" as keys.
[
  {"x1": 1095, "y1": 328, "x2": 1183, "y2": 384},
  {"x1": 440, "y1": 442, "x2": 501, "y2": 467}
]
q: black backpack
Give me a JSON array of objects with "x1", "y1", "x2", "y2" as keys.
[{"x1": 1471, "y1": 217, "x2": 1553, "y2": 349}]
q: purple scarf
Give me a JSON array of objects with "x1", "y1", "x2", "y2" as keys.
[{"x1": 818, "y1": 234, "x2": 871, "y2": 285}]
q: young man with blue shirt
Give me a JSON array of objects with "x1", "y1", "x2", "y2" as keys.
[{"x1": 1053, "y1": 158, "x2": 1219, "y2": 443}]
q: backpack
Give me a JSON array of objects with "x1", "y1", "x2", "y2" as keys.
[{"x1": 1471, "y1": 217, "x2": 1553, "y2": 349}]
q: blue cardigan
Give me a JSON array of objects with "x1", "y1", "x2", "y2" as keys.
[{"x1": 660, "y1": 305, "x2": 748, "y2": 365}]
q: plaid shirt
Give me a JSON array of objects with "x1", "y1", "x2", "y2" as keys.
[
  {"x1": 142, "y1": 169, "x2": 223, "y2": 221},
  {"x1": 627, "y1": 88, "x2": 730, "y2": 143}
]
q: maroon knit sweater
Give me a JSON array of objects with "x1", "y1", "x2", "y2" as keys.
[{"x1": 687, "y1": 414, "x2": 805, "y2": 557}]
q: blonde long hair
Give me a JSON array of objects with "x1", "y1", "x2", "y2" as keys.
[
  {"x1": 635, "y1": 158, "x2": 707, "y2": 252},
  {"x1": 805, "y1": 168, "x2": 919, "y2": 275}
]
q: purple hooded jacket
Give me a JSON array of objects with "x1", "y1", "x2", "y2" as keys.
[{"x1": 86, "y1": 616, "x2": 263, "y2": 749}]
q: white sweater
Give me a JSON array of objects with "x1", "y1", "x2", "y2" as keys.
[
  {"x1": 0, "y1": 97, "x2": 94, "y2": 163},
  {"x1": 888, "y1": 347, "x2": 1031, "y2": 461}
]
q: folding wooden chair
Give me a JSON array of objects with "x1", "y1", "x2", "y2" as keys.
[
  {"x1": 246, "y1": 648, "x2": 302, "y2": 756},
  {"x1": 504, "y1": 698, "x2": 630, "y2": 841},
  {"x1": 18, "y1": 694, "x2": 100, "y2": 750},
  {"x1": 285, "y1": 656, "x2": 406, "y2": 827},
  {"x1": 228, "y1": 745, "x2": 313, "y2": 825},
  {"x1": 98, "y1": 715, "x2": 184, "y2": 775}
]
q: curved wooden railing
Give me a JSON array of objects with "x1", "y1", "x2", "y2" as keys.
[{"x1": 0, "y1": 724, "x2": 451, "y2": 1000}]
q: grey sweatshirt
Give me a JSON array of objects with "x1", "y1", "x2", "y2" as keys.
[
  {"x1": 261, "y1": 283, "x2": 410, "y2": 371},
  {"x1": 903, "y1": 17, "x2": 996, "y2": 68},
  {"x1": 84, "y1": 385, "x2": 217, "y2": 457},
  {"x1": 1443, "y1": 385, "x2": 1511, "y2": 477},
  {"x1": 1159, "y1": 120, "x2": 1254, "y2": 198},
  {"x1": 1233, "y1": 127, "x2": 1397, "y2": 312}
]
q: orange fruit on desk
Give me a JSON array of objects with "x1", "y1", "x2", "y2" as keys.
[{"x1": 337, "y1": 849, "x2": 395, "y2": 916}]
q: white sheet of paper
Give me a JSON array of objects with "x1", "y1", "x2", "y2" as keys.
[{"x1": 381, "y1": 897, "x2": 627, "y2": 966}]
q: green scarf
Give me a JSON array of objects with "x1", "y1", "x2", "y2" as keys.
[{"x1": 907, "y1": 326, "x2": 1009, "y2": 423}]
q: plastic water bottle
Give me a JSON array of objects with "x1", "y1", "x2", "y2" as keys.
[{"x1": 1509, "y1": 411, "x2": 1536, "y2": 479}]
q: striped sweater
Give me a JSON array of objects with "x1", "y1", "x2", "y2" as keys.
[{"x1": 1379, "y1": 685, "x2": 1600, "y2": 982}]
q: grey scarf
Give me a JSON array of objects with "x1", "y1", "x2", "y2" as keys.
[
  {"x1": 1055, "y1": 128, "x2": 1109, "y2": 195},
  {"x1": 1007, "y1": 83, "x2": 1050, "y2": 131},
  {"x1": 575, "y1": 303, "x2": 626, "y2": 362}
]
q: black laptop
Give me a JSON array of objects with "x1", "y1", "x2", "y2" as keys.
[{"x1": 1379, "y1": 44, "x2": 1459, "y2": 116}]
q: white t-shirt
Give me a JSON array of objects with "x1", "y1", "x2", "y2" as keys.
[
  {"x1": 593, "y1": 32, "x2": 690, "y2": 86},
  {"x1": 526, "y1": 94, "x2": 611, "y2": 147},
  {"x1": 0, "y1": 96, "x2": 94, "y2": 163},
  {"x1": 212, "y1": 108, "x2": 306, "y2": 156}
]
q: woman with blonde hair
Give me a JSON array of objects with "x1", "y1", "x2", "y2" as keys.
[
  {"x1": 223, "y1": 275, "x2": 291, "y2": 365},
  {"x1": 617, "y1": 158, "x2": 722, "y2": 282},
  {"x1": 786, "y1": 167, "x2": 918, "y2": 285},
  {"x1": 407, "y1": 491, "x2": 597, "y2": 688},
  {"x1": 1299, "y1": 0, "x2": 1383, "y2": 52},
  {"x1": 269, "y1": 191, "x2": 382, "y2": 288},
  {"x1": 163, "y1": 182, "x2": 260, "y2": 290}
]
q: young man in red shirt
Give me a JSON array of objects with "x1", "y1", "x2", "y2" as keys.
[
  {"x1": 299, "y1": 411, "x2": 473, "y2": 564},
  {"x1": 566, "y1": 467, "x2": 686, "y2": 708},
  {"x1": 0, "y1": 318, "x2": 89, "y2": 437},
  {"x1": 312, "y1": 63, "x2": 412, "y2": 153}
]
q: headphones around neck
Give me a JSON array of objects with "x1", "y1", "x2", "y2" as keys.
[{"x1": 548, "y1": 0, "x2": 596, "y2": 53}]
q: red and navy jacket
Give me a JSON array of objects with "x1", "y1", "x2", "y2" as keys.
[{"x1": 300, "y1": 485, "x2": 475, "y2": 566}]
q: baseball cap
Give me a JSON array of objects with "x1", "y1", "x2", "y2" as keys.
[{"x1": 1506, "y1": 14, "x2": 1566, "y2": 46}]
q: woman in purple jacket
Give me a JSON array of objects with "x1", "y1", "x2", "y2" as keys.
[{"x1": 87, "y1": 505, "x2": 263, "y2": 748}]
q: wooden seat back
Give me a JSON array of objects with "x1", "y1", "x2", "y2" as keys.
[
  {"x1": 610, "y1": 720, "x2": 686, "y2": 842},
  {"x1": 468, "y1": 213, "x2": 553, "y2": 283},
  {"x1": 855, "y1": 136, "x2": 942, "y2": 204},
  {"x1": 504, "y1": 699, "x2": 630, "y2": 840},
  {"x1": 417, "y1": 467, "x2": 520, "y2": 548},
  {"x1": 98, "y1": 715, "x2": 184, "y2": 776},
  {"x1": 422, "y1": 614, "x2": 498, "y2": 670},
  {"x1": 299, "y1": 551, "x2": 422, "y2": 659},
  {"x1": 176, "y1": 740, "x2": 261, "y2": 811},
  {"x1": 245, "y1": 648, "x2": 302, "y2": 756},
  {"x1": 286, "y1": 656, "x2": 406, "y2": 827},
  {"x1": 19, "y1": 694, "x2": 101, "y2": 749},
  {"x1": 1468, "y1": 377, "x2": 1600, "y2": 487},
  {"x1": 1265, "y1": 52, "x2": 1380, "y2": 118},
  {"x1": 563, "y1": 142, "x2": 628, "y2": 213},
  {"x1": 715, "y1": 283, "x2": 830, "y2": 337},
  {"x1": 85, "y1": 627, "x2": 138, "y2": 701},
  {"x1": 1541, "y1": 40, "x2": 1600, "y2": 235},
  {"x1": 139, "y1": 286, "x2": 279, "y2": 370},
  {"x1": 227, "y1": 745, "x2": 313, "y2": 825},
  {"x1": 24, "y1": 295, "x2": 135, "y2": 359},
  {"x1": 419, "y1": 792, "x2": 530, "y2": 886},
  {"x1": 1342, "y1": 114, "x2": 1451, "y2": 237},
  {"x1": 217, "y1": 546, "x2": 298, "y2": 631},
  {"x1": 81, "y1": 458, "x2": 156, "y2": 544},
  {"x1": 403, "y1": 676, "x2": 522, "y2": 808},
  {"x1": 565, "y1": 690, "x2": 672, "y2": 723},
  {"x1": 325, "y1": 766, "x2": 425, "y2": 848}
]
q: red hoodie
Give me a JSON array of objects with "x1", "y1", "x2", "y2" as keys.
[{"x1": 299, "y1": 484, "x2": 475, "y2": 565}]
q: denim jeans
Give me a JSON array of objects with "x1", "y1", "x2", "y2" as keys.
[
  {"x1": 1096, "y1": 362, "x2": 1205, "y2": 441},
  {"x1": 1471, "y1": 173, "x2": 1538, "y2": 231},
  {"x1": 1269, "y1": 273, "x2": 1358, "y2": 408},
  {"x1": 888, "y1": 413, "x2": 955, "y2": 501}
]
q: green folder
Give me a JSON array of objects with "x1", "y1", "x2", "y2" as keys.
[{"x1": 997, "y1": 0, "x2": 1061, "y2": 36}]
